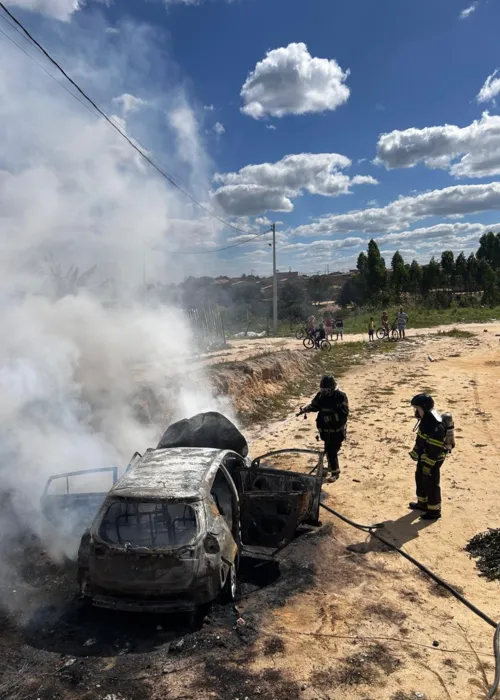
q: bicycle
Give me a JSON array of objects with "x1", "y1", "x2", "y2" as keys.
[
  {"x1": 376, "y1": 323, "x2": 399, "y2": 341},
  {"x1": 303, "y1": 335, "x2": 332, "y2": 351},
  {"x1": 295, "y1": 326, "x2": 309, "y2": 340}
]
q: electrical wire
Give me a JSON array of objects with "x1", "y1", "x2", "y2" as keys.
[
  {"x1": 0, "y1": 23, "x2": 99, "y2": 120},
  {"x1": 0, "y1": 2, "x2": 272, "y2": 248},
  {"x1": 318, "y1": 501, "x2": 500, "y2": 698},
  {"x1": 169, "y1": 227, "x2": 272, "y2": 255}
]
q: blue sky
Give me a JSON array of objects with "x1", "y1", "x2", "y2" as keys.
[{"x1": 2, "y1": 0, "x2": 500, "y2": 281}]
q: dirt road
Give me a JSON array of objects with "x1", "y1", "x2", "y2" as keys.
[
  {"x1": 3, "y1": 324, "x2": 500, "y2": 700},
  {"x1": 243, "y1": 323, "x2": 500, "y2": 700},
  {"x1": 201, "y1": 321, "x2": 500, "y2": 366}
]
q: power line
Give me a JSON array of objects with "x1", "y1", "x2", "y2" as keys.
[
  {"x1": 0, "y1": 2, "x2": 268, "y2": 247},
  {"x1": 0, "y1": 23, "x2": 101, "y2": 120},
  {"x1": 170, "y1": 227, "x2": 272, "y2": 255}
]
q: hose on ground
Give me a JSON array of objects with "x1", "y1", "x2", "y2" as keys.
[{"x1": 319, "y1": 502, "x2": 500, "y2": 698}]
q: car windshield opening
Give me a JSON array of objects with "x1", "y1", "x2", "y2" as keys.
[{"x1": 99, "y1": 500, "x2": 198, "y2": 548}]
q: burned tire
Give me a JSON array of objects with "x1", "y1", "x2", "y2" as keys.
[
  {"x1": 376, "y1": 327, "x2": 387, "y2": 340},
  {"x1": 303, "y1": 337, "x2": 315, "y2": 350}
]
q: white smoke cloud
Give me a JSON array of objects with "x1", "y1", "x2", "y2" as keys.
[{"x1": 0, "y1": 14, "x2": 229, "y2": 575}]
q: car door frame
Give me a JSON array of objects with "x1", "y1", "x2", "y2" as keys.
[
  {"x1": 231, "y1": 448, "x2": 324, "y2": 550},
  {"x1": 41, "y1": 467, "x2": 119, "y2": 535}
]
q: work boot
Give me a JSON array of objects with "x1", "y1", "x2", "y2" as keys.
[
  {"x1": 326, "y1": 470, "x2": 340, "y2": 483},
  {"x1": 420, "y1": 511, "x2": 441, "y2": 520},
  {"x1": 408, "y1": 502, "x2": 427, "y2": 511}
]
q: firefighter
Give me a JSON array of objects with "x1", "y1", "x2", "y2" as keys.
[
  {"x1": 408, "y1": 393, "x2": 446, "y2": 520},
  {"x1": 299, "y1": 376, "x2": 349, "y2": 482}
]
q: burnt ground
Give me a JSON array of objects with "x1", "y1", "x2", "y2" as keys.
[
  {"x1": 0, "y1": 523, "x2": 315, "y2": 700},
  {"x1": 0, "y1": 521, "x2": 397, "y2": 700}
]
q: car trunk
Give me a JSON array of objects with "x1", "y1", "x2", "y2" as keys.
[{"x1": 89, "y1": 499, "x2": 202, "y2": 597}]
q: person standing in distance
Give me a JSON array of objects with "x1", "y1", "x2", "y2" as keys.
[
  {"x1": 408, "y1": 393, "x2": 447, "y2": 520},
  {"x1": 397, "y1": 307, "x2": 409, "y2": 339},
  {"x1": 299, "y1": 376, "x2": 349, "y2": 482}
]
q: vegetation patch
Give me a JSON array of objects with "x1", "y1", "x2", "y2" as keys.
[
  {"x1": 435, "y1": 328, "x2": 476, "y2": 339},
  {"x1": 466, "y1": 528, "x2": 500, "y2": 581}
]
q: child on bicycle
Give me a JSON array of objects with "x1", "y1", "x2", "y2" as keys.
[
  {"x1": 315, "y1": 323, "x2": 326, "y2": 347},
  {"x1": 381, "y1": 311, "x2": 389, "y2": 335}
]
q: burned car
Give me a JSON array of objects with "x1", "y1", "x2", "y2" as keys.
[{"x1": 41, "y1": 412, "x2": 324, "y2": 613}]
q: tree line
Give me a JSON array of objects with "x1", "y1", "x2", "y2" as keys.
[{"x1": 339, "y1": 231, "x2": 500, "y2": 308}]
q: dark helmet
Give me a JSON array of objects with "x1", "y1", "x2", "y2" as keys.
[
  {"x1": 320, "y1": 375, "x2": 337, "y2": 390},
  {"x1": 411, "y1": 393, "x2": 434, "y2": 412}
]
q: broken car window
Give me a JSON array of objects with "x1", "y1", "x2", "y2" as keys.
[
  {"x1": 210, "y1": 468, "x2": 234, "y2": 529},
  {"x1": 99, "y1": 500, "x2": 198, "y2": 548}
]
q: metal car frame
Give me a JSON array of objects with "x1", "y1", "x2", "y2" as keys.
[{"x1": 41, "y1": 448, "x2": 324, "y2": 613}]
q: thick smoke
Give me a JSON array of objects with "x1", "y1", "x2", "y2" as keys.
[{"x1": 0, "y1": 11, "x2": 228, "y2": 577}]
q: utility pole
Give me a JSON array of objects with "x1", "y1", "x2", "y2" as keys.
[{"x1": 272, "y1": 222, "x2": 278, "y2": 336}]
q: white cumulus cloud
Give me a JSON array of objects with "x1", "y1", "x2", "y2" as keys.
[
  {"x1": 213, "y1": 121, "x2": 225, "y2": 136},
  {"x1": 213, "y1": 153, "x2": 377, "y2": 216},
  {"x1": 240, "y1": 43, "x2": 350, "y2": 119},
  {"x1": 292, "y1": 182, "x2": 500, "y2": 236},
  {"x1": 477, "y1": 69, "x2": 500, "y2": 104},
  {"x1": 112, "y1": 93, "x2": 147, "y2": 115},
  {"x1": 459, "y1": 2, "x2": 478, "y2": 19},
  {"x1": 213, "y1": 185, "x2": 293, "y2": 218},
  {"x1": 376, "y1": 112, "x2": 500, "y2": 178},
  {"x1": 4, "y1": 0, "x2": 80, "y2": 21}
]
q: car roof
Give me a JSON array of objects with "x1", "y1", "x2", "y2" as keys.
[{"x1": 108, "y1": 447, "x2": 230, "y2": 502}]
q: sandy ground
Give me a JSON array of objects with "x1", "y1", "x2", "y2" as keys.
[
  {"x1": 3, "y1": 323, "x2": 500, "y2": 700},
  {"x1": 200, "y1": 320, "x2": 500, "y2": 366},
  {"x1": 238, "y1": 322, "x2": 500, "y2": 700}
]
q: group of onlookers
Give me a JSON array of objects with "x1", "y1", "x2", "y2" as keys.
[
  {"x1": 307, "y1": 315, "x2": 344, "y2": 342},
  {"x1": 368, "y1": 308, "x2": 409, "y2": 341},
  {"x1": 306, "y1": 308, "x2": 409, "y2": 344}
]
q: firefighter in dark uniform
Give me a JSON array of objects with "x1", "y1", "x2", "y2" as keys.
[
  {"x1": 299, "y1": 376, "x2": 349, "y2": 482},
  {"x1": 409, "y1": 393, "x2": 446, "y2": 520}
]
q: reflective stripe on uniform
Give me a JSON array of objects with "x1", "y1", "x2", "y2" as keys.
[
  {"x1": 417, "y1": 430, "x2": 445, "y2": 448},
  {"x1": 427, "y1": 503, "x2": 441, "y2": 511},
  {"x1": 418, "y1": 496, "x2": 428, "y2": 503},
  {"x1": 421, "y1": 455, "x2": 437, "y2": 467}
]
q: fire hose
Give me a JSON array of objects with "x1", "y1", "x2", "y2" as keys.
[{"x1": 319, "y1": 501, "x2": 500, "y2": 698}]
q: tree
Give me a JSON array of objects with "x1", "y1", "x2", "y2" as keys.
[
  {"x1": 466, "y1": 253, "x2": 478, "y2": 292},
  {"x1": 391, "y1": 251, "x2": 408, "y2": 300},
  {"x1": 407, "y1": 260, "x2": 423, "y2": 296},
  {"x1": 421, "y1": 257, "x2": 441, "y2": 296},
  {"x1": 278, "y1": 280, "x2": 307, "y2": 320},
  {"x1": 307, "y1": 275, "x2": 330, "y2": 303},
  {"x1": 338, "y1": 276, "x2": 366, "y2": 306},
  {"x1": 365, "y1": 239, "x2": 387, "y2": 297},
  {"x1": 477, "y1": 231, "x2": 500, "y2": 269},
  {"x1": 454, "y1": 252, "x2": 467, "y2": 291},
  {"x1": 357, "y1": 252, "x2": 368, "y2": 274},
  {"x1": 478, "y1": 259, "x2": 498, "y2": 305},
  {"x1": 440, "y1": 251, "x2": 455, "y2": 289}
]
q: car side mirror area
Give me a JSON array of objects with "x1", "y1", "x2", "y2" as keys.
[{"x1": 204, "y1": 534, "x2": 221, "y2": 554}]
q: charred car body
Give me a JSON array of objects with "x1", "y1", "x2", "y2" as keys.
[{"x1": 41, "y1": 412, "x2": 324, "y2": 613}]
